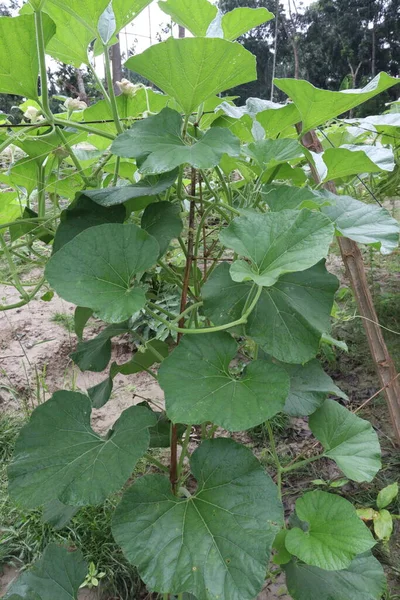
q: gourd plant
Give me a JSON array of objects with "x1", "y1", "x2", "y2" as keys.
[{"x1": 1, "y1": 0, "x2": 399, "y2": 599}]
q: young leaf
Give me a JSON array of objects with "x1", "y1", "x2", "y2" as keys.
[
  {"x1": 158, "y1": 332, "x2": 290, "y2": 431},
  {"x1": 125, "y1": 37, "x2": 256, "y2": 115},
  {"x1": 285, "y1": 491, "x2": 376, "y2": 571},
  {"x1": 84, "y1": 169, "x2": 179, "y2": 207},
  {"x1": 141, "y1": 201, "x2": 183, "y2": 256},
  {"x1": 321, "y1": 193, "x2": 399, "y2": 254},
  {"x1": 46, "y1": 224, "x2": 159, "y2": 323},
  {"x1": 87, "y1": 376, "x2": 113, "y2": 409},
  {"x1": 111, "y1": 339, "x2": 169, "y2": 377},
  {"x1": 112, "y1": 438, "x2": 283, "y2": 600},
  {"x1": 8, "y1": 391, "x2": 156, "y2": 507},
  {"x1": 74, "y1": 307, "x2": 93, "y2": 341},
  {"x1": 282, "y1": 360, "x2": 348, "y2": 417},
  {"x1": 112, "y1": 107, "x2": 240, "y2": 174},
  {"x1": 0, "y1": 14, "x2": 55, "y2": 99},
  {"x1": 373, "y1": 509, "x2": 393, "y2": 541},
  {"x1": 219, "y1": 210, "x2": 334, "y2": 287},
  {"x1": 202, "y1": 261, "x2": 339, "y2": 364},
  {"x1": 71, "y1": 321, "x2": 130, "y2": 372},
  {"x1": 42, "y1": 499, "x2": 79, "y2": 531},
  {"x1": 376, "y1": 482, "x2": 399, "y2": 509},
  {"x1": 275, "y1": 73, "x2": 400, "y2": 133},
  {"x1": 285, "y1": 553, "x2": 386, "y2": 600},
  {"x1": 98, "y1": 3, "x2": 116, "y2": 45},
  {"x1": 159, "y1": 0, "x2": 218, "y2": 37},
  {"x1": 4, "y1": 544, "x2": 87, "y2": 600},
  {"x1": 309, "y1": 399, "x2": 381, "y2": 482},
  {"x1": 52, "y1": 194, "x2": 126, "y2": 253}
]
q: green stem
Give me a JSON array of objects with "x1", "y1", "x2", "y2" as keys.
[
  {"x1": 53, "y1": 117, "x2": 116, "y2": 140},
  {"x1": 103, "y1": 45, "x2": 123, "y2": 134},
  {"x1": 266, "y1": 421, "x2": 282, "y2": 499},
  {"x1": 112, "y1": 156, "x2": 121, "y2": 185},
  {"x1": 0, "y1": 277, "x2": 45, "y2": 311},
  {"x1": 171, "y1": 302, "x2": 203, "y2": 324},
  {"x1": 34, "y1": 10, "x2": 52, "y2": 121},
  {"x1": 281, "y1": 454, "x2": 324, "y2": 474},
  {"x1": 0, "y1": 234, "x2": 28, "y2": 300},
  {"x1": 88, "y1": 60, "x2": 111, "y2": 104},
  {"x1": 144, "y1": 454, "x2": 169, "y2": 474},
  {"x1": 37, "y1": 163, "x2": 46, "y2": 218},
  {"x1": 215, "y1": 166, "x2": 232, "y2": 205},
  {"x1": 177, "y1": 424, "x2": 192, "y2": 482},
  {"x1": 56, "y1": 127, "x2": 91, "y2": 186}
]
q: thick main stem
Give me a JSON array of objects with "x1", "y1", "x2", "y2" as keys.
[{"x1": 299, "y1": 127, "x2": 400, "y2": 444}]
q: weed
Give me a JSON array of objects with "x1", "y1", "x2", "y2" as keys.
[{"x1": 51, "y1": 311, "x2": 75, "y2": 333}]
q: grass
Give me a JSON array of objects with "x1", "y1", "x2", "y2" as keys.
[{"x1": 51, "y1": 311, "x2": 75, "y2": 333}]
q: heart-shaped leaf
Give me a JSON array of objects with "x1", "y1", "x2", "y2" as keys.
[
  {"x1": 159, "y1": 0, "x2": 218, "y2": 36},
  {"x1": 202, "y1": 261, "x2": 339, "y2": 363},
  {"x1": 285, "y1": 491, "x2": 375, "y2": 571},
  {"x1": 285, "y1": 553, "x2": 386, "y2": 600},
  {"x1": 4, "y1": 544, "x2": 87, "y2": 600},
  {"x1": 46, "y1": 223, "x2": 159, "y2": 323},
  {"x1": 8, "y1": 391, "x2": 156, "y2": 507},
  {"x1": 141, "y1": 201, "x2": 183, "y2": 256},
  {"x1": 125, "y1": 37, "x2": 256, "y2": 115},
  {"x1": 275, "y1": 73, "x2": 400, "y2": 133},
  {"x1": 158, "y1": 332, "x2": 289, "y2": 431},
  {"x1": 112, "y1": 438, "x2": 283, "y2": 600},
  {"x1": 309, "y1": 399, "x2": 381, "y2": 482},
  {"x1": 220, "y1": 210, "x2": 334, "y2": 287},
  {"x1": 112, "y1": 107, "x2": 240, "y2": 174}
]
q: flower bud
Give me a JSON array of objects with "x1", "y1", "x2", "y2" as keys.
[
  {"x1": 116, "y1": 79, "x2": 142, "y2": 96},
  {"x1": 64, "y1": 98, "x2": 88, "y2": 112},
  {"x1": 23, "y1": 106, "x2": 44, "y2": 123}
]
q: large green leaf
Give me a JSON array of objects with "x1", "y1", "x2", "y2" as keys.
[
  {"x1": 4, "y1": 544, "x2": 87, "y2": 600},
  {"x1": 219, "y1": 210, "x2": 334, "y2": 286},
  {"x1": 282, "y1": 360, "x2": 347, "y2": 417},
  {"x1": 285, "y1": 553, "x2": 386, "y2": 600},
  {"x1": 8, "y1": 391, "x2": 156, "y2": 507},
  {"x1": 256, "y1": 102, "x2": 300, "y2": 138},
  {"x1": 321, "y1": 193, "x2": 399, "y2": 254},
  {"x1": 71, "y1": 321, "x2": 130, "y2": 372},
  {"x1": 0, "y1": 14, "x2": 55, "y2": 99},
  {"x1": 202, "y1": 261, "x2": 338, "y2": 363},
  {"x1": 46, "y1": 224, "x2": 159, "y2": 323},
  {"x1": 112, "y1": 438, "x2": 283, "y2": 599},
  {"x1": 244, "y1": 139, "x2": 304, "y2": 169},
  {"x1": 309, "y1": 399, "x2": 381, "y2": 482},
  {"x1": 262, "y1": 184, "x2": 327, "y2": 212},
  {"x1": 52, "y1": 194, "x2": 126, "y2": 253},
  {"x1": 285, "y1": 491, "x2": 375, "y2": 571},
  {"x1": 125, "y1": 37, "x2": 256, "y2": 115},
  {"x1": 112, "y1": 108, "x2": 240, "y2": 174},
  {"x1": 158, "y1": 332, "x2": 289, "y2": 431},
  {"x1": 141, "y1": 201, "x2": 183, "y2": 256},
  {"x1": 275, "y1": 73, "x2": 400, "y2": 133},
  {"x1": 84, "y1": 169, "x2": 178, "y2": 207},
  {"x1": 159, "y1": 0, "x2": 217, "y2": 36},
  {"x1": 42, "y1": 499, "x2": 79, "y2": 531},
  {"x1": 321, "y1": 145, "x2": 395, "y2": 181}
]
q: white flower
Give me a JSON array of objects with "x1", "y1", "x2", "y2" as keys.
[
  {"x1": 116, "y1": 79, "x2": 142, "y2": 96},
  {"x1": 64, "y1": 98, "x2": 88, "y2": 112},
  {"x1": 23, "y1": 106, "x2": 44, "y2": 123}
]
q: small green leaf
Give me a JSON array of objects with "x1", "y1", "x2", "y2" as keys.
[
  {"x1": 158, "y1": 332, "x2": 289, "y2": 431},
  {"x1": 125, "y1": 37, "x2": 256, "y2": 115},
  {"x1": 87, "y1": 376, "x2": 113, "y2": 409},
  {"x1": 8, "y1": 391, "x2": 156, "y2": 507},
  {"x1": 256, "y1": 101, "x2": 301, "y2": 138},
  {"x1": 112, "y1": 108, "x2": 240, "y2": 174},
  {"x1": 272, "y1": 530, "x2": 292, "y2": 565},
  {"x1": 377, "y1": 482, "x2": 399, "y2": 509},
  {"x1": 245, "y1": 138, "x2": 304, "y2": 169},
  {"x1": 4, "y1": 544, "x2": 87, "y2": 600},
  {"x1": 9, "y1": 207, "x2": 54, "y2": 244},
  {"x1": 85, "y1": 169, "x2": 179, "y2": 207},
  {"x1": 111, "y1": 339, "x2": 169, "y2": 377},
  {"x1": 136, "y1": 403, "x2": 186, "y2": 448},
  {"x1": 159, "y1": 0, "x2": 217, "y2": 37},
  {"x1": 285, "y1": 491, "x2": 376, "y2": 570},
  {"x1": 9, "y1": 157, "x2": 38, "y2": 197},
  {"x1": 0, "y1": 14, "x2": 55, "y2": 99},
  {"x1": 141, "y1": 201, "x2": 183, "y2": 256},
  {"x1": 46, "y1": 224, "x2": 159, "y2": 323},
  {"x1": 275, "y1": 73, "x2": 400, "y2": 133},
  {"x1": 98, "y1": 3, "x2": 116, "y2": 44},
  {"x1": 71, "y1": 321, "x2": 130, "y2": 372},
  {"x1": 219, "y1": 7, "x2": 274, "y2": 41},
  {"x1": 373, "y1": 509, "x2": 393, "y2": 541},
  {"x1": 0, "y1": 191, "x2": 21, "y2": 224},
  {"x1": 309, "y1": 399, "x2": 381, "y2": 482},
  {"x1": 112, "y1": 438, "x2": 283, "y2": 600},
  {"x1": 220, "y1": 210, "x2": 334, "y2": 286},
  {"x1": 74, "y1": 307, "x2": 93, "y2": 341},
  {"x1": 42, "y1": 499, "x2": 79, "y2": 531},
  {"x1": 285, "y1": 553, "x2": 386, "y2": 600}
]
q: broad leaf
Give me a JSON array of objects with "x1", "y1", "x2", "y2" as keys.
[
  {"x1": 285, "y1": 553, "x2": 386, "y2": 600},
  {"x1": 202, "y1": 262, "x2": 338, "y2": 363},
  {"x1": 125, "y1": 37, "x2": 256, "y2": 115},
  {"x1": 112, "y1": 438, "x2": 283, "y2": 600},
  {"x1": 262, "y1": 184, "x2": 327, "y2": 212},
  {"x1": 320, "y1": 193, "x2": 399, "y2": 254},
  {"x1": 219, "y1": 210, "x2": 334, "y2": 286},
  {"x1": 158, "y1": 332, "x2": 289, "y2": 431},
  {"x1": 377, "y1": 482, "x2": 398, "y2": 509},
  {"x1": 0, "y1": 14, "x2": 55, "y2": 99},
  {"x1": 282, "y1": 360, "x2": 347, "y2": 417},
  {"x1": 285, "y1": 491, "x2": 375, "y2": 571},
  {"x1": 321, "y1": 145, "x2": 395, "y2": 181},
  {"x1": 141, "y1": 201, "x2": 183, "y2": 256},
  {"x1": 159, "y1": 0, "x2": 217, "y2": 37},
  {"x1": 8, "y1": 391, "x2": 156, "y2": 507},
  {"x1": 309, "y1": 399, "x2": 381, "y2": 482},
  {"x1": 4, "y1": 544, "x2": 87, "y2": 600},
  {"x1": 71, "y1": 321, "x2": 130, "y2": 372},
  {"x1": 52, "y1": 194, "x2": 126, "y2": 253},
  {"x1": 244, "y1": 139, "x2": 304, "y2": 169},
  {"x1": 112, "y1": 108, "x2": 240, "y2": 174},
  {"x1": 256, "y1": 101, "x2": 301, "y2": 138},
  {"x1": 46, "y1": 224, "x2": 159, "y2": 323},
  {"x1": 42, "y1": 499, "x2": 79, "y2": 531},
  {"x1": 275, "y1": 73, "x2": 400, "y2": 133},
  {"x1": 85, "y1": 169, "x2": 179, "y2": 207}
]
